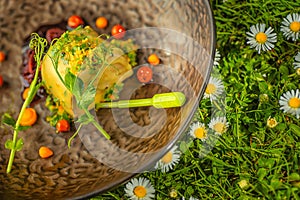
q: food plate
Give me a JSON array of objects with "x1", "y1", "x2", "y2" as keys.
[{"x1": 0, "y1": 0, "x2": 215, "y2": 199}]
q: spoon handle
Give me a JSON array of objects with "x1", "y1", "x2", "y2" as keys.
[{"x1": 96, "y1": 92, "x2": 186, "y2": 109}]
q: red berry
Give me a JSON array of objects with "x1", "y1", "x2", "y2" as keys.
[
  {"x1": 68, "y1": 15, "x2": 84, "y2": 28},
  {"x1": 111, "y1": 24, "x2": 126, "y2": 39},
  {"x1": 137, "y1": 66, "x2": 153, "y2": 83},
  {"x1": 56, "y1": 119, "x2": 70, "y2": 132}
]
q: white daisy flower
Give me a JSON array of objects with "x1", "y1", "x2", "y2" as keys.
[
  {"x1": 246, "y1": 23, "x2": 277, "y2": 54},
  {"x1": 124, "y1": 177, "x2": 155, "y2": 200},
  {"x1": 280, "y1": 13, "x2": 300, "y2": 41},
  {"x1": 189, "y1": 122, "x2": 208, "y2": 141},
  {"x1": 214, "y1": 49, "x2": 221, "y2": 66},
  {"x1": 293, "y1": 52, "x2": 300, "y2": 69},
  {"x1": 155, "y1": 145, "x2": 181, "y2": 173},
  {"x1": 279, "y1": 89, "x2": 300, "y2": 119},
  {"x1": 204, "y1": 77, "x2": 224, "y2": 100},
  {"x1": 208, "y1": 116, "x2": 228, "y2": 134}
]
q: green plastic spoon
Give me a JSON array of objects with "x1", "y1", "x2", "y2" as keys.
[{"x1": 96, "y1": 92, "x2": 186, "y2": 109}]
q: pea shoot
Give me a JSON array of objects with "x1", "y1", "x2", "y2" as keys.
[{"x1": 2, "y1": 33, "x2": 47, "y2": 173}]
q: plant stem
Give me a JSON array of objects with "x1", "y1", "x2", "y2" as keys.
[
  {"x1": 6, "y1": 33, "x2": 46, "y2": 173},
  {"x1": 67, "y1": 124, "x2": 83, "y2": 148},
  {"x1": 83, "y1": 108, "x2": 110, "y2": 140},
  {"x1": 6, "y1": 62, "x2": 41, "y2": 174}
]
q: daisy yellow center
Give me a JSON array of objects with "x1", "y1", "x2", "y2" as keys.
[
  {"x1": 288, "y1": 97, "x2": 300, "y2": 108},
  {"x1": 133, "y1": 186, "x2": 147, "y2": 198},
  {"x1": 290, "y1": 21, "x2": 300, "y2": 32},
  {"x1": 205, "y1": 83, "x2": 216, "y2": 94},
  {"x1": 255, "y1": 32, "x2": 267, "y2": 44},
  {"x1": 161, "y1": 152, "x2": 173, "y2": 164},
  {"x1": 213, "y1": 122, "x2": 226, "y2": 133},
  {"x1": 194, "y1": 127, "x2": 206, "y2": 139}
]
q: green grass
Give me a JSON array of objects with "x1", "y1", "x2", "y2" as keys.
[{"x1": 92, "y1": 0, "x2": 300, "y2": 199}]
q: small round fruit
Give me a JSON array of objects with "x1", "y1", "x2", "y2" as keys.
[
  {"x1": 147, "y1": 54, "x2": 160, "y2": 65},
  {"x1": 137, "y1": 66, "x2": 153, "y2": 83},
  {"x1": 68, "y1": 15, "x2": 84, "y2": 28},
  {"x1": 56, "y1": 119, "x2": 70, "y2": 132},
  {"x1": 111, "y1": 24, "x2": 126, "y2": 39},
  {"x1": 22, "y1": 88, "x2": 30, "y2": 100},
  {"x1": 20, "y1": 108, "x2": 38, "y2": 126},
  {"x1": 39, "y1": 146, "x2": 54, "y2": 158},
  {"x1": 96, "y1": 17, "x2": 108, "y2": 29}
]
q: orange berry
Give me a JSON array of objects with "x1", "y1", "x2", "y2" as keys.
[
  {"x1": 56, "y1": 119, "x2": 70, "y2": 132},
  {"x1": 20, "y1": 107, "x2": 37, "y2": 126},
  {"x1": 96, "y1": 17, "x2": 108, "y2": 29},
  {"x1": 147, "y1": 54, "x2": 160, "y2": 65},
  {"x1": 0, "y1": 51, "x2": 6, "y2": 62},
  {"x1": 22, "y1": 88, "x2": 30, "y2": 100},
  {"x1": 39, "y1": 146, "x2": 53, "y2": 158}
]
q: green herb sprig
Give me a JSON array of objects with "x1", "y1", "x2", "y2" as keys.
[
  {"x1": 65, "y1": 42, "x2": 113, "y2": 147},
  {"x1": 47, "y1": 30, "x2": 113, "y2": 147},
  {"x1": 2, "y1": 33, "x2": 47, "y2": 173}
]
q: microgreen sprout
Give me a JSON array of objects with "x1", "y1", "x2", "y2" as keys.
[{"x1": 2, "y1": 33, "x2": 47, "y2": 173}]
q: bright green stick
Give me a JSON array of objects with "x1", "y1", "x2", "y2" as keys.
[{"x1": 96, "y1": 92, "x2": 186, "y2": 109}]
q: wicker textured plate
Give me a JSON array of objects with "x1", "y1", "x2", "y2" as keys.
[{"x1": 0, "y1": 0, "x2": 215, "y2": 199}]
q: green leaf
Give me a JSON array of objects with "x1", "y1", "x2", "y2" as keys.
[
  {"x1": 279, "y1": 65, "x2": 289, "y2": 76},
  {"x1": 65, "y1": 70, "x2": 84, "y2": 100},
  {"x1": 258, "y1": 81, "x2": 268, "y2": 92},
  {"x1": 290, "y1": 124, "x2": 300, "y2": 137},
  {"x1": 270, "y1": 179, "x2": 282, "y2": 190},
  {"x1": 73, "y1": 77, "x2": 84, "y2": 99},
  {"x1": 1, "y1": 113, "x2": 16, "y2": 127},
  {"x1": 27, "y1": 83, "x2": 43, "y2": 103},
  {"x1": 5, "y1": 139, "x2": 13, "y2": 150},
  {"x1": 259, "y1": 158, "x2": 276, "y2": 169},
  {"x1": 17, "y1": 126, "x2": 31, "y2": 131},
  {"x1": 76, "y1": 114, "x2": 91, "y2": 124},
  {"x1": 78, "y1": 84, "x2": 96, "y2": 109},
  {"x1": 257, "y1": 181, "x2": 270, "y2": 196},
  {"x1": 15, "y1": 138, "x2": 24, "y2": 151},
  {"x1": 64, "y1": 69, "x2": 76, "y2": 92},
  {"x1": 187, "y1": 186, "x2": 194, "y2": 195},
  {"x1": 179, "y1": 141, "x2": 192, "y2": 153},
  {"x1": 257, "y1": 168, "x2": 268, "y2": 181},
  {"x1": 289, "y1": 173, "x2": 300, "y2": 182},
  {"x1": 275, "y1": 123, "x2": 287, "y2": 131}
]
